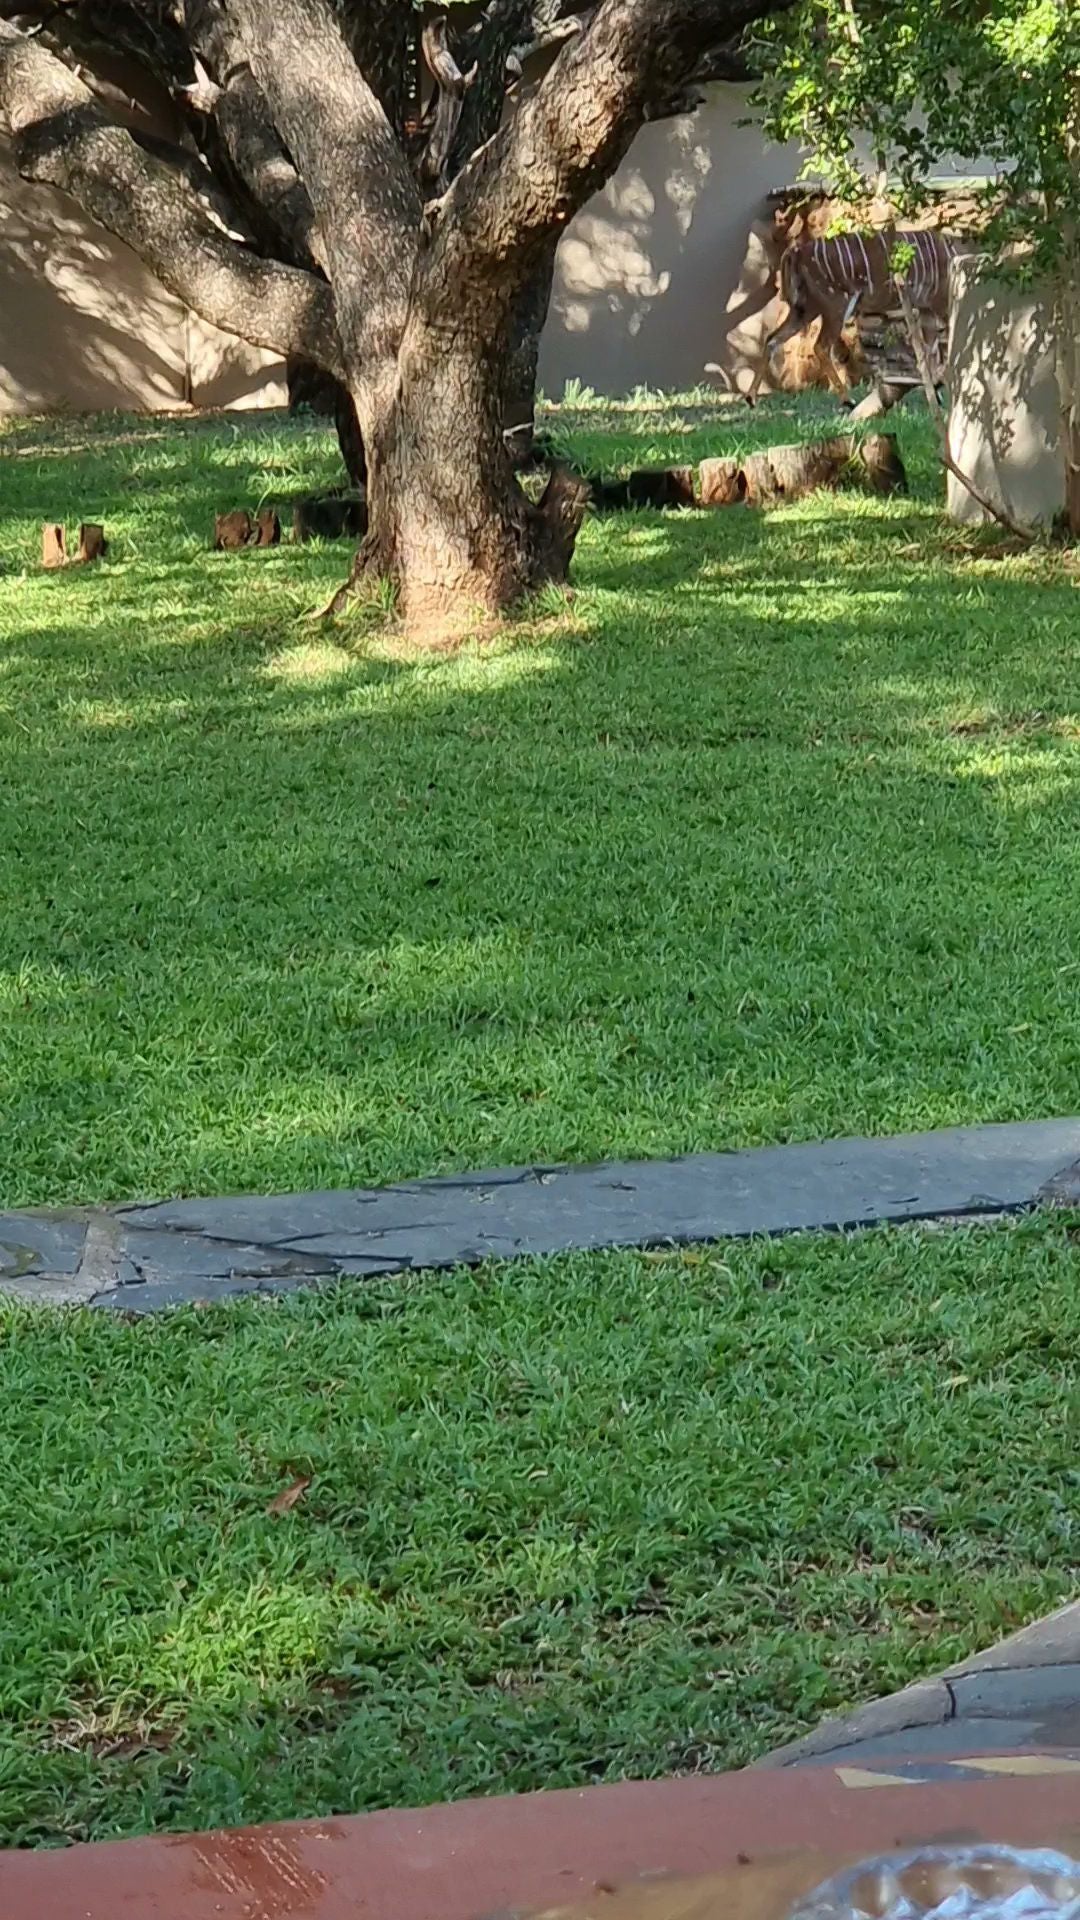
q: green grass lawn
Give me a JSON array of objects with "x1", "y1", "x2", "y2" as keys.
[
  {"x1": 2, "y1": 1215, "x2": 1077, "y2": 1846},
  {"x1": 3, "y1": 397, "x2": 1080, "y2": 1848},
  {"x1": 3, "y1": 395, "x2": 1080, "y2": 1207}
]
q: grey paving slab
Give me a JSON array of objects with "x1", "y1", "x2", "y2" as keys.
[
  {"x1": 953, "y1": 1599, "x2": 1080, "y2": 1672},
  {"x1": 950, "y1": 1664, "x2": 1080, "y2": 1716},
  {"x1": 757, "y1": 1680, "x2": 953, "y2": 1770},
  {"x1": 790, "y1": 1718, "x2": 1043, "y2": 1765},
  {"x1": 3, "y1": 1117, "x2": 1080, "y2": 1314},
  {"x1": 0, "y1": 1211, "x2": 86, "y2": 1280},
  {"x1": 758, "y1": 1605, "x2": 1080, "y2": 1770}
]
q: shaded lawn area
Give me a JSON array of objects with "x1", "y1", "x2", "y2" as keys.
[
  {"x1": 2, "y1": 397, "x2": 1080, "y2": 1206},
  {"x1": 1, "y1": 1215, "x2": 1077, "y2": 1846}
]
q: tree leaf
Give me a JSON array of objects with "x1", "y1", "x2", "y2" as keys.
[{"x1": 266, "y1": 1474, "x2": 312, "y2": 1515}]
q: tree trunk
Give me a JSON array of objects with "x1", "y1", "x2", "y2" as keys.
[
  {"x1": 345, "y1": 320, "x2": 588, "y2": 631},
  {"x1": 1057, "y1": 273, "x2": 1080, "y2": 537},
  {"x1": 503, "y1": 246, "x2": 558, "y2": 447}
]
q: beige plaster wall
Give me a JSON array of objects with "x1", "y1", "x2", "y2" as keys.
[
  {"x1": 1, "y1": 81, "x2": 798, "y2": 416},
  {"x1": 540, "y1": 83, "x2": 806, "y2": 400},
  {"x1": 0, "y1": 153, "x2": 286, "y2": 416},
  {"x1": 0, "y1": 78, "x2": 995, "y2": 417}
]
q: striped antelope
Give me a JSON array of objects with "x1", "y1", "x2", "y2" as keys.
[{"x1": 760, "y1": 228, "x2": 963, "y2": 396}]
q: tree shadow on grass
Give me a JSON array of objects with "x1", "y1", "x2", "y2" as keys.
[{"x1": 3, "y1": 406, "x2": 1080, "y2": 1207}]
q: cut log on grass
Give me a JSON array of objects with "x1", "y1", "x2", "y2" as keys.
[
  {"x1": 701, "y1": 434, "x2": 908, "y2": 510},
  {"x1": 41, "y1": 522, "x2": 66, "y2": 568},
  {"x1": 214, "y1": 510, "x2": 255, "y2": 551},
  {"x1": 857, "y1": 434, "x2": 909, "y2": 494},
  {"x1": 291, "y1": 495, "x2": 367, "y2": 543},
  {"x1": 76, "y1": 522, "x2": 107, "y2": 562},
  {"x1": 699, "y1": 459, "x2": 746, "y2": 507}
]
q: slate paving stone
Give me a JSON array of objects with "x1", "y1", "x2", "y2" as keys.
[{"x1": 3, "y1": 1117, "x2": 1080, "y2": 1313}]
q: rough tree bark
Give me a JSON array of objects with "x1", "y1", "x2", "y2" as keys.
[{"x1": 0, "y1": 0, "x2": 797, "y2": 631}]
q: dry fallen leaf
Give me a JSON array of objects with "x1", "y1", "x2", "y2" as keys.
[{"x1": 266, "y1": 1474, "x2": 311, "y2": 1516}]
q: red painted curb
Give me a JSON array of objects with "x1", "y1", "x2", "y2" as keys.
[{"x1": 3, "y1": 1757, "x2": 1080, "y2": 1919}]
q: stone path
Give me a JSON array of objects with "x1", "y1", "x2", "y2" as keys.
[
  {"x1": 3, "y1": 1116, "x2": 1080, "y2": 1312},
  {"x1": 759, "y1": 1598, "x2": 1080, "y2": 1770}
]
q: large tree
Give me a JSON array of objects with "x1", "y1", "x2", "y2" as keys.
[{"x1": 0, "y1": 0, "x2": 791, "y2": 627}]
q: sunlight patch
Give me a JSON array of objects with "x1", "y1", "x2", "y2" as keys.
[{"x1": 262, "y1": 641, "x2": 357, "y2": 684}]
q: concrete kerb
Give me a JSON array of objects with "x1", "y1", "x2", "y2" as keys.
[{"x1": 756, "y1": 1601, "x2": 1080, "y2": 1770}]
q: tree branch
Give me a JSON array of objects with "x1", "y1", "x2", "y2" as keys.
[
  {"x1": 420, "y1": 15, "x2": 477, "y2": 193},
  {"x1": 432, "y1": 0, "x2": 799, "y2": 285},
  {"x1": 0, "y1": 19, "x2": 344, "y2": 374},
  {"x1": 181, "y1": 0, "x2": 323, "y2": 268},
  {"x1": 229, "y1": 0, "x2": 421, "y2": 371}
]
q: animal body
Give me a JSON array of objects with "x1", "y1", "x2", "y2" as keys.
[{"x1": 762, "y1": 228, "x2": 963, "y2": 395}]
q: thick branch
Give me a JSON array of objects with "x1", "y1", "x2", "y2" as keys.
[
  {"x1": 336, "y1": 0, "x2": 414, "y2": 138},
  {"x1": 0, "y1": 20, "x2": 343, "y2": 374},
  {"x1": 231, "y1": 0, "x2": 420, "y2": 370},
  {"x1": 645, "y1": 34, "x2": 756, "y2": 118},
  {"x1": 420, "y1": 15, "x2": 477, "y2": 192},
  {"x1": 451, "y1": 0, "x2": 583, "y2": 170},
  {"x1": 180, "y1": 0, "x2": 321, "y2": 266},
  {"x1": 433, "y1": 0, "x2": 798, "y2": 283}
]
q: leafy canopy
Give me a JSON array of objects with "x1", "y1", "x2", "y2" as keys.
[{"x1": 752, "y1": 0, "x2": 1080, "y2": 279}]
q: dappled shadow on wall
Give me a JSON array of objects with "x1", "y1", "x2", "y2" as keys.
[
  {"x1": 542, "y1": 83, "x2": 804, "y2": 398},
  {"x1": 0, "y1": 150, "x2": 284, "y2": 414}
]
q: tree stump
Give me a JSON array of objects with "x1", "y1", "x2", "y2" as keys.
[
  {"x1": 41, "y1": 523, "x2": 66, "y2": 569},
  {"x1": 253, "y1": 509, "x2": 281, "y2": 547},
  {"x1": 588, "y1": 468, "x2": 698, "y2": 512},
  {"x1": 214, "y1": 510, "x2": 255, "y2": 550},
  {"x1": 699, "y1": 459, "x2": 745, "y2": 506},
  {"x1": 856, "y1": 433, "x2": 909, "y2": 493},
  {"x1": 76, "y1": 522, "x2": 107, "y2": 562}
]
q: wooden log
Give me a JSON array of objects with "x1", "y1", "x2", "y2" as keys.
[
  {"x1": 41, "y1": 523, "x2": 66, "y2": 569},
  {"x1": 214, "y1": 510, "x2": 254, "y2": 550},
  {"x1": 698, "y1": 432, "x2": 908, "y2": 510},
  {"x1": 75, "y1": 522, "x2": 107, "y2": 562},
  {"x1": 291, "y1": 495, "x2": 367, "y2": 542},
  {"x1": 856, "y1": 432, "x2": 909, "y2": 494},
  {"x1": 699, "y1": 459, "x2": 745, "y2": 506},
  {"x1": 253, "y1": 509, "x2": 281, "y2": 547}
]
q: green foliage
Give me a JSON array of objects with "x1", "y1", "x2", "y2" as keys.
[
  {"x1": 2, "y1": 1214, "x2": 1079, "y2": 1843},
  {"x1": 753, "y1": 0, "x2": 1080, "y2": 279}
]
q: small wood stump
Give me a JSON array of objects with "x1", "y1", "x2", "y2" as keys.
[
  {"x1": 213, "y1": 510, "x2": 255, "y2": 550},
  {"x1": 588, "y1": 468, "x2": 698, "y2": 512},
  {"x1": 699, "y1": 459, "x2": 745, "y2": 507},
  {"x1": 42, "y1": 524, "x2": 67, "y2": 569},
  {"x1": 76, "y1": 523, "x2": 107, "y2": 563},
  {"x1": 856, "y1": 432, "x2": 908, "y2": 494}
]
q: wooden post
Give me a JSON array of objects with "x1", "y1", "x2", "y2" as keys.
[
  {"x1": 41, "y1": 524, "x2": 66, "y2": 569},
  {"x1": 76, "y1": 523, "x2": 107, "y2": 562}
]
